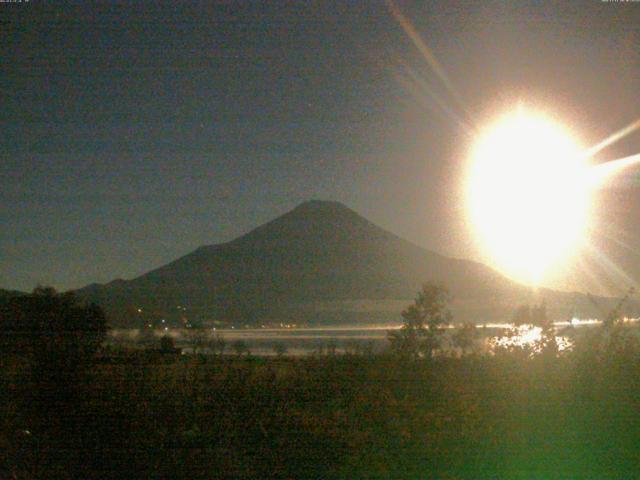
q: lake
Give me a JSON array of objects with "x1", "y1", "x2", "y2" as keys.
[{"x1": 107, "y1": 318, "x2": 632, "y2": 356}]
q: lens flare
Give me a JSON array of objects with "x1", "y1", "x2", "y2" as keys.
[{"x1": 466, "y1": 110, "x2": 594, "y2": 284}]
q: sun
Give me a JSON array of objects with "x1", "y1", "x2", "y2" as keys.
[{"x1": 466, "y1": 109, "x2": 594, "y2": 285}]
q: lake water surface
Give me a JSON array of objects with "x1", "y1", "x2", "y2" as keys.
[{"x1": 108, "y1": 318, "x2": 635, "y2": 356}]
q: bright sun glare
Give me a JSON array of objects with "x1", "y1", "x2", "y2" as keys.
[{"x1": 466, "y1": 109, "x2": 594, "y2": 285}]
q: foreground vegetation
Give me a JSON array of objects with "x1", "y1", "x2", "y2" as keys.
[
  {"x1": 2, "y1": 339, "x2": 640, "y2": 478},
  {"x1": 2, "y1": 287, "x2": 640, "y2": 479}
]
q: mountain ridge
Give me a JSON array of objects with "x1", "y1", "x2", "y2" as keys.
[{"x1": 75, "y1": 200, "x2": 638, "y2": 326}]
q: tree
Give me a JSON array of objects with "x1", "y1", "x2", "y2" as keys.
[
  {"x1": 0, "y1": 286, "x2": 107, "y2": 376},
  {"x1": 511, "y1": 301, "x2": 557, "y2": 355},
  {"x1": 138, "y1": 324, "x2": 157, "y2": 346},
  {"x1": 524, "y1": 301, "x2": 557, "y2": 355},
  {"x1": 272, "y1": 342, "x2": 288, "y2": 357},
  {"x1": 326, "y1": 338, "x2": 337, "y2": 356},
  {"x1": 160, "y1": 335, "x2": 177, "y2": 353},
  {"x1": 186, "y1": 328, "x2": 208, "y2": 354},
  {"x1": 452, "y1": 321, "x2": 478, "y2": 356},
  {"x1": 232, "y1": 339, "x2": 249, "y2": 357},
  {"x1": 210, "y1": 333, "x2": 227, "y2": 356},
  {"x1": 388, "y1": 283, "x2": 452, "y2": 359},
  {"x1": 578, "y1": 287, "x2": 637, "y2": 359},
  {"x1": 512, "y1": 305, "x2": 531, "y2": 326}
]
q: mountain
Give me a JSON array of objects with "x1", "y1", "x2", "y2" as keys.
[{"x1": 75, "y1": 200, "x2": 637, "y2": 326}]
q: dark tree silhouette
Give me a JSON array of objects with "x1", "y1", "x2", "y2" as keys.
[
  {"x1": 580, "y1": 287, "x2": 638, "y2": 358},
  {"x1": 511, "y1": 301, "x2": 558, "y2": 355},
  {"x1": 232, "y1": 339, "x2": 249, "y2": 357},
  {"x1": 388, "y1": 283, "x2": 452, "y2": 359},
  {"x1": 512, "y1": 305, "x2": 531, "y2": 325},
  {"x1": 272, "y1": 342, "x2": 288, "y2": 357},
  {"x1": 0, "y1": 286, "x2": 107, "y2": 376},
  {"x1": 186, "y1": 328, "x2": 208, "y2": 354},
  {"x1": 210, "y1": 333, "x2": 227, "y2": 356},
  {"x1": 160, "y1": 335, "x2": 176, "y2": 352},
  {"x1": 452, "y1": 321, "x2": 478, "y2": 356}
]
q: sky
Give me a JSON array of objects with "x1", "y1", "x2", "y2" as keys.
[{"x1": 2, "y1": 0, "x2": 639, "y2": 294}]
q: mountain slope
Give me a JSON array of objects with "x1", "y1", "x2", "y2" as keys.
[{"x1": 75, "y1": 201, "x2": 636, "y2": 326}]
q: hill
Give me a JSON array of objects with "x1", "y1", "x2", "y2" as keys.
[{"x1": 75, "y1": 201, "x2": 637, "y2": 326}]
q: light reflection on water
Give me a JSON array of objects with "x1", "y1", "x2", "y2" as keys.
[
  {"x1": 108, "y1": 318, "x2": 638, "y2": 356},
  {"x1": 488, "y1": 324, "x2": 574, "y2": 353}
]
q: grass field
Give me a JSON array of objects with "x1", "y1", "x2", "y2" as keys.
[{"x1": 2, "y1": 332, "x2": 640, "y2": 479}]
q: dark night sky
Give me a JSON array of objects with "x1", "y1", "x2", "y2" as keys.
[{"x1": 2, "y1": 0, "x2": 639, "y2": 293}]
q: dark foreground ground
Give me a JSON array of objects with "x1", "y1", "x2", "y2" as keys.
[{"x1": 2, "y1": 345, "x2": 640, "y2": 479}]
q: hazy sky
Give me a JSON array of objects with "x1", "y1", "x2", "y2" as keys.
[{"x1": 2, "y1": 0, "x2": 639, "y2": 293}]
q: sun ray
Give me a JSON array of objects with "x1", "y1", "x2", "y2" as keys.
[
  {"x1": 582, "y1": 239, "x2": 639, "y2": 292},
  {"x1": 386, "y1": 1, "x2": 640, "y2": 294},
  {"x1": 591, "y1": 221, "x2": 640, "y2": 259},
  {"x1": 585, "y1": 118, "x2": 640, "y2": 158},
  {"x1": 385, "y1": 0, "x2": 474, "y2": 128},
  {"x1": 574, "y1": 250, "x2": 613, "y2": 295},
  {"x1": 397, "y1": 63, "x2": 475, "y2": 134},
  {"x1": 589, "y1": 153, "x2": 640, "y2": 186}
]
